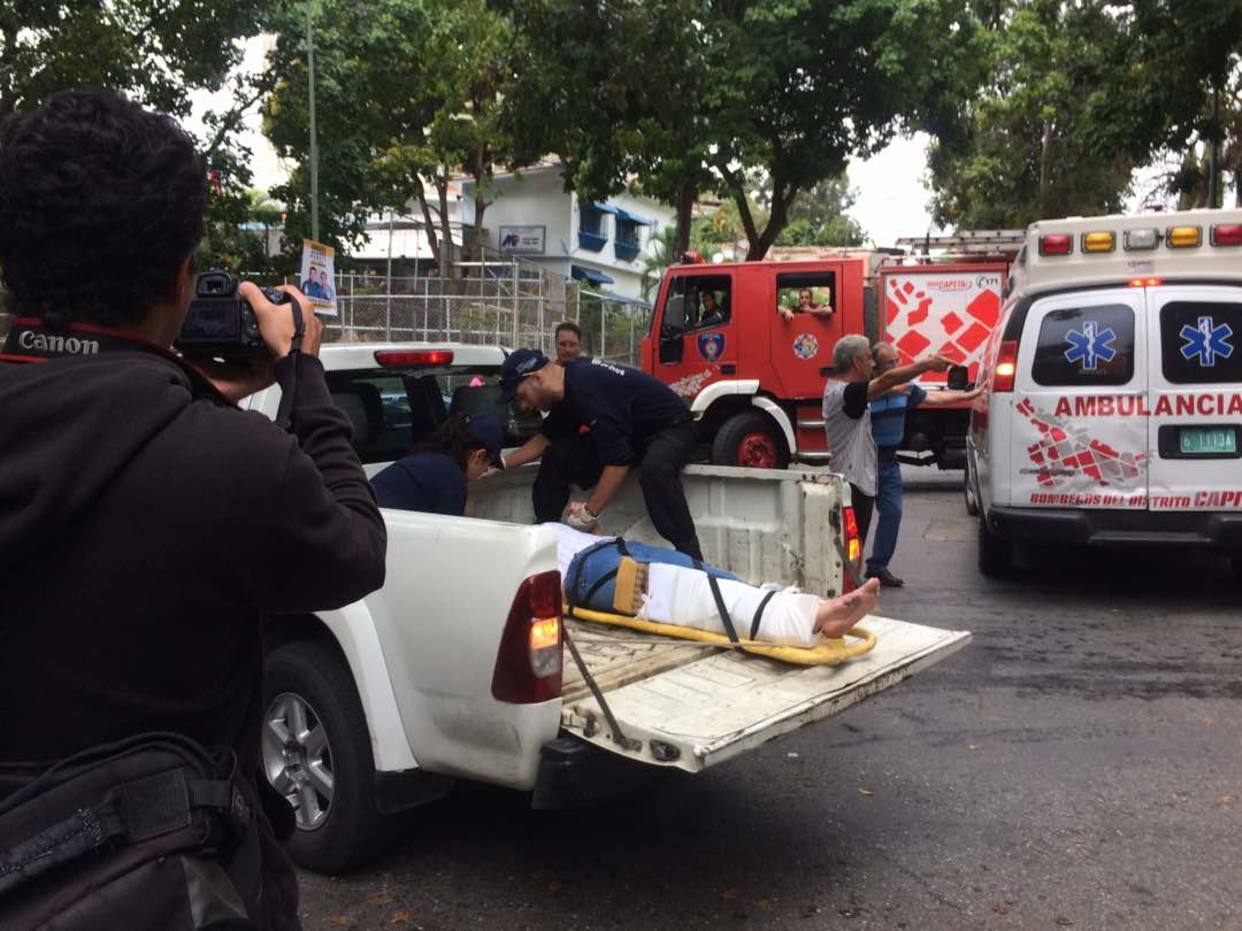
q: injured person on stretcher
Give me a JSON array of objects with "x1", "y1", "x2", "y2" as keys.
[{"x1": 552, "y1": 524, "x2": 879, "y2": 647}]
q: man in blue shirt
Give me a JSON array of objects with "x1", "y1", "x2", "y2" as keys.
[
  {"x1": 867, "y1": 342, "x2": 982, "y2": 587},
  {"x1": 499, "y1": 348, "x2": 702, "y2": 559}
]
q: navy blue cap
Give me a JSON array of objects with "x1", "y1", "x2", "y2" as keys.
[
  {"x1": 464, "y1": 413, "x2": 505, "y2": 463},
  {"x1": 499, "y1": 348, "x2": 550, "y2": 401}
]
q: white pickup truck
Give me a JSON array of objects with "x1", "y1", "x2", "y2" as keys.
[{"x1": 243, "y1": 343, "x2": 971, "y2": 873}]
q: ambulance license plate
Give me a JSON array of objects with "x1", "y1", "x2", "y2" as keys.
[{"x1": 1178, "y1": 426, "x2": 1238, "y2": 456}]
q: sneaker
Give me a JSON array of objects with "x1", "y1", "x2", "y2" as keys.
[{"x1": 867, "y1": 567, "x2": 905, "y2": 588}]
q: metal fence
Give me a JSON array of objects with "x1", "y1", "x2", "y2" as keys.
[{"x1": 311, "y1": 258, "x2": 651, "y2": 367}]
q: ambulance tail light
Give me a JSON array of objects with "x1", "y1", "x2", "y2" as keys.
[
  {"x1": 1039, "y1": 234, "x2": 1072, "y2": 256},
  {"x1": 1166, "y1": 225, "x2": 1202, "y2": 249},
  {"x1": 1128, "y1": 277, "x2": 1163, "y2": 288},
  {"x1": 375, "y1": 349, "x2": 455, "y2": 368},
  {"x1": 1211, "y1": 224, "x2": 1242, "y2": 247},
  {"x1": 491, "y1": 570, "x2": 563, "y2": 704},
  {"x1": 993, "y1": 340, "x2": 1018, "y2": 392},
  {"x1": 842, "y1": 506, "x2": 862, "y2": 593}
]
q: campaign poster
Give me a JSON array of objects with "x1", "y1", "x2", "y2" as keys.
[{"x1": 299, "y1": 239, "x2": 338, "y2": 317}]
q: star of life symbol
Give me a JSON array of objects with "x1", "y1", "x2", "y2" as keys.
[
  {"x1": 1179, "y1": 316, "x2": 1234, "y2": 367},
  {"x1": 1063, "y1": 320, "x2": 1117, "y2": 371}
]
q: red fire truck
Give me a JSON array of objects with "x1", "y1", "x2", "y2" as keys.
[{"x1": 639, "y1": 233, "x2": 1021, "y2": 469}]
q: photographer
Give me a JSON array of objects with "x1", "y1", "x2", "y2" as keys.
[{"x1": 0, "y1": 91, "x2": 386, "y2": 929}]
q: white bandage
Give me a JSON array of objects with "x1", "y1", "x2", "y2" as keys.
[
  {"x1": 564, "y1": 506, "x2": 598, "y2": 531},
  {"x1": 638, "y1": 564, "x2": 821, "y2": 647}
]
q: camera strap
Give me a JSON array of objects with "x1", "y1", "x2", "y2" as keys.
[
  {"x1": 273, "y1": 297, "x2": 305, "y2": 432},
  {"x1": 1, "y1": 316, "x2": 229, "y2": 404}
]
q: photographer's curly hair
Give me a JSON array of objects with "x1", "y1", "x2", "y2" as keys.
[{"x1": 0, "y1": 90, "x2": 206, "y2": 327}]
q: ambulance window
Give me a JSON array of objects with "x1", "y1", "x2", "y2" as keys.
[
  {"x1": 1031, "y1": 304, "x2": 1134, "y2": 386},
  {"x1": 1159, "y1": 300, "x2": 1242, "y2": 384},
  {"x1": 776, "y1": 272, "x2": 835, "y2": 315}
]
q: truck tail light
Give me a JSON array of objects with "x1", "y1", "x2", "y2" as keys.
[
  {"x1": 491, "y1": 570, "x2": 563, "y2": 704},
  {"x1": 374, "y1": 349, "x2": 455, "y2": 367},
  {"x1": 842, "y1": 506, "x2": 862, "y2": 593},
  {"x1": 992, "y1": 340, "x2": 1018, "y2": 392}
]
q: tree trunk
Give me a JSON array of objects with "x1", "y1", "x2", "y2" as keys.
[
  {"x1": 1039, "y1": 118, "x2": 1054, "y2": 215},
  {"x1": 435, "y1": 173, "x2": 453, "y2": 279},
  {"x1": 469, "y1": 142, "x2": 490, "y2": 269},
  {"x1": 413, "y1": 179, "x2": 441, "y2": 269},
  {"x1": 673, "y1": 177, "x2": 696, "y2": 257}
]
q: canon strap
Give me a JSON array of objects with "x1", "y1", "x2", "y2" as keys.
[
  {"x1": 1, "y1": 316, "x2": 229, "y2": 405},
  {"x1": 273, "y1": 296, "x2": 306, "y2": 431}
]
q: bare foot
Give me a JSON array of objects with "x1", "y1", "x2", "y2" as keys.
[{"x1": 813, "y1": 577, "x2": 880, "y2": 638}]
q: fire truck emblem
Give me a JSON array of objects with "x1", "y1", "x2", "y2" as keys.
[
  {"x1": 1063, "y1": 320, "x2": 1117, "y2": 371},
  {"x1": 1179, "y1": 316, "x2": 1233, "y2": 367},
  {"x1": 697, "y1": 332, "x2": 725, "y2": 363},
  {"x1": 792, "y1": 333, "x2": 819, "y2": 360}
]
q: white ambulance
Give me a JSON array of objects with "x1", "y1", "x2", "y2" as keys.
[{"x1": 966, "y1": 208, "x2": 1242, "y2": 577}]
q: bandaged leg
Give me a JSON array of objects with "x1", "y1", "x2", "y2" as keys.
[{"x1": 636, "y1": 563, "x2": 837, "y2": 648}]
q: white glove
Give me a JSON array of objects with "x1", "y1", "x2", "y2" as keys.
[{"x1": 564, "y1": 503, "x2": 599, "y2": 531}]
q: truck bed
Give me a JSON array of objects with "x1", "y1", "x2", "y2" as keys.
[{"x1": 561, "y1": 614, "x2": 970, "y2": 773}]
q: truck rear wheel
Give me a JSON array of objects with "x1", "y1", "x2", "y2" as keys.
[
  {"x1": 711, "y1": 411, "x2": 789, "y2": 470},
  {"x1": 977, "y1": 513, "x2": 1014, "y2": 578},
  {"x1": 263, "y1": 640, "x2": 401, "y2": 873},
  {"x1": 963, "y1": 457, "x2": 980, "y2": 517}
]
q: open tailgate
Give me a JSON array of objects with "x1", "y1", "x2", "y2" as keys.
[{"x1": 561, "y1": 616, "x2": 970, "y2": 773}]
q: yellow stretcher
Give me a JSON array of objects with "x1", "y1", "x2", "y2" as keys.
[{"x1": 564, "y1": 556, "x2": 878, "y2": 667}]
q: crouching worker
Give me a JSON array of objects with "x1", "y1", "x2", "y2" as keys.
[
  {"x1": 371, "y1": 413, "x2": 504, "y2": 514},
  {"x1": 553, "y1": 525, "x2": 879, "y2": 646}
]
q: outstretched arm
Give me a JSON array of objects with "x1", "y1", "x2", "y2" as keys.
[
  {"x1": 918, "y1": 384, "x2": 985, "y2": 407},
  {"x1": 866, "y1": 353, "x2": 951, "y2": 400}
]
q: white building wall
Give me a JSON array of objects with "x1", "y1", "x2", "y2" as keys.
[{"x1": 462, "y1": 166, "x2": 674, "y2": 302}]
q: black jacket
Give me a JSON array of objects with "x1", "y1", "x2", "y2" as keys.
[{"x1": 0, "y1": 348, "x2": 386, "y2": 767}]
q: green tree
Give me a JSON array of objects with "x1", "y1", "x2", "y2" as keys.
[{"x1": 929, "y1": 1, "x2": 1136, "y2": 228}]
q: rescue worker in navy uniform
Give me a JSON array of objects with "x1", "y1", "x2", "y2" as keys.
[
  {"x1": 0, "y1": 91, "x2": 386, "y2": 929},
  {"x1": 371, "y1": 413, "x2": 505, "y2": 514},
  {"x1": 499, "y1": 349, "x2": 704, "y2": 560}
]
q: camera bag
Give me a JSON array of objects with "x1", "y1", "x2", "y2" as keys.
[{"x1": 0, "y1": 732, "x2": 262, "y2": 930}]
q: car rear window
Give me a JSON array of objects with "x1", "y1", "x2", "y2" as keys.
[
  {"x1": 1031, "y1": 304, "x2": 1135, "y2": 387},
  {"x1": 325, "y1": 368, "x2": 541, "y2": 464},
  {"x1": 1159, "y1": 300, "x2": 1242, "y2": 384}
]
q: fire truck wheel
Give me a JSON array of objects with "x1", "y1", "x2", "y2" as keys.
[{"x1": 712, "y1": 411, "x2": 789, "y2": 470}]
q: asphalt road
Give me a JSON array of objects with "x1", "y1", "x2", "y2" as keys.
[{"x1": 298, "y1": 469, "x2": 1242, "y2": 930}]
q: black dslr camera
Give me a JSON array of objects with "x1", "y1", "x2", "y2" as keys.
[{"x1": 175, "y1": 270, "x2": 290, "y2": 358}]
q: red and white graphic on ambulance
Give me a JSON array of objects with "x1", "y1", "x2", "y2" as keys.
[
  {"x1": 886, "y1": 277, "x2": 1000, "y2": 383},
  {"x1": 1016, "y1": 398, "x2": 1147, "y2": 488}
]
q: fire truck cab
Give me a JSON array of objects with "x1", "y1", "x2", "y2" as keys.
[{"x1": 640, "y1": 255, "x2": 877, "y2": 469}]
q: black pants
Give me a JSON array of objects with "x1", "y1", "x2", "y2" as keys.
[
  {"x1": 533, "y1": 422, "x2": 703, "y2": 560},
  {"x1": 850, "y1": 482, "x2": 875, "y2": 547}
]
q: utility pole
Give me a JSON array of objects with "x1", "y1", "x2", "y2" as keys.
[{"x1": 306, "y1": 0, "x2": 320, "y2": 241}]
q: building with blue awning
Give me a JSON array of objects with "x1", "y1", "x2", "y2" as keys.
[{"x1": 459, "y1": 165, "x2": 673, "y2": 301}]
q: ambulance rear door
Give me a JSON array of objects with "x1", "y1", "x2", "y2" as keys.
[
  {"x1": 1146, "y1": 285, "x2": 1242, "y2": 512},
  {"x1": 1008, "y1": 288, "x2": 1149, "y2": 510}
]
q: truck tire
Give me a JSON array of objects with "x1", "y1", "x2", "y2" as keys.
[
  {"x1": 263, "y1": 640, "x2": 401, "y2": 873},
  {"x1": 977, "y1": 512, "x2": 1014, "y2": 578},
  {"x1": 711, "y1": 410, "x2": 789, "y2": 469}
]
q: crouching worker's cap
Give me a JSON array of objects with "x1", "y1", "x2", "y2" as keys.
[
  {"x1": 465, "y1": 413, "x2": 505, "y2": 467},
  {"x1": 498, "y1": 347, "x2": 550, "y2": 402}
]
